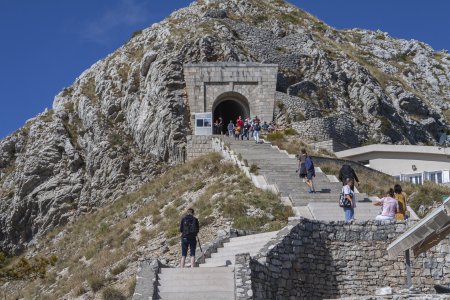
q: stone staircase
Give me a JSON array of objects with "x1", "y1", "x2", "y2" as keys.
[
  {"x1": 156, "y1": 231, "x2": 277, "y2": 299},
  {"x1": 224, "y1": 138, "x2": 385, "y2": 221},
  {"x1": 201, "y1": 231, "x2": 278, "y2": 267},
  {"x1": 157, "y1": 268, "x2": 234, "y2": 300}
]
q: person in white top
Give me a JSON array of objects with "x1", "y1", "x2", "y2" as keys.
[
  {"x1": 373, "y1": 188, "x2": 399, "y2": 221},
  {"x1": 342, "y1": 178, "x2": 356, "y2": 222}
]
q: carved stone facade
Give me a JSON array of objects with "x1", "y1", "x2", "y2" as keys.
[{"x1": 184, "y1": 63, "x2": 278, "y2": 125}]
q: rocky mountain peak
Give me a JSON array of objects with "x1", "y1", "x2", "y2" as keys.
[{"x1": 1, "y1": 0, "x2": 449, "y2": 254}]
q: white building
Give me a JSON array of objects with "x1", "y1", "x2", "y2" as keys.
[{"x1": 335, "y1": 144, "x2": 450, "y2": 185}]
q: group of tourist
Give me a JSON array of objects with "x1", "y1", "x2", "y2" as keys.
[
  {"x1": 218, "y1": 115, "x2": 276, "y2": 144},
  {"x1": 296, "y1": 152, "x2": 409, "y2": 223},
  {"x1": 340, "y1": 169, "x2": 408, "y2": 223}
]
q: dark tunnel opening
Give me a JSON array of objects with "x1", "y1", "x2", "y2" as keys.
[{"x1": 213, "y1": 100, "x2": 249, "y2": 134}]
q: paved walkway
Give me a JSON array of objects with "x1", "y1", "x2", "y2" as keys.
[
  {"x1": 225, "y1": 137, "x2": 385, "y2": 221},
  {"x1": 156, "y1": 231, "x2": 278, "y2": 299}
]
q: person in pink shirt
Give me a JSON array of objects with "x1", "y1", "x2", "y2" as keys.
[{"x1": 373, "y1": 188, "x2": 399, "y2": 220}]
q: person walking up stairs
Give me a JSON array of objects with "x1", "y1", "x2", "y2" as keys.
[{"x1": 179, "y1": 208, "x2": 199, "y2": 268}]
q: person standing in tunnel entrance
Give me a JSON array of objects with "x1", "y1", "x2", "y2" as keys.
[
  {"x1": 218, "y1": 117, "x2": 224, "y2": 135},
  {"x1": 227, "y1": 120, "x2": 235, "y2": 137},
  {"x1": 253, "y1": 121, "x2": 261, "y2": 144},
  {"x1": 236, "y1": 116, "x2": 244, "y2": 128}
]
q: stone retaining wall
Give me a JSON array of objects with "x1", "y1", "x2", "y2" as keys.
[
  {"x1": 186, "y1": 135, "x2": 213, "y2": 160},
  {"x1": 235, "y1": 253, "x2": 253, "y2": 300},
  {"x1": 132, "y1": 259, "x2": 163, "y2": 300},
  {"x1": 292, "y1": 116, "x2": 363, "y2": 148},
  {"x1": 309, "y1": 139, "x2": 349, "y2": 152},
  {"x1": 251, "y1": 219, "x2": 450, "y2": 299}
]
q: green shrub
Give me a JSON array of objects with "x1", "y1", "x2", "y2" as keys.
[
  {"x1": 88, "y1": 274, "x2": 105, "y2": 292},
  {"x1": 276, "y1": 100, "x2": 285, "y2": 110},
  {"x1": 128, "y1": 278, "x2": 137, "y2": 297},
  {"x1": 0, "y1": 252, "x2": 7, "y2": 268},
  {"x1": 130, "y1": 29, "x2": 143, "y2": 40},
  {"x1": 233, "y1": 216, "x2": 269, "y2": 231},
  {"x1": 109, "y1": 133, "x2": 124, "y2": 147},
  {"x1": 64, "y1": 102, "x2": 75, "y2": 113},
  {"x1": 221, "y1": 200, "x2": 247, "y2": 219},
  {"x1": 74, "y1": 286, "x2": 87, "y2": 296},
  {"x1": 81, "y1": 77, "x2": 98, "y2": 102},
  {"x1": 292, "y1": 112, "x2": 306, "y2": 122},
  {"x1": 102, "y1": 287, "x2": 126, "y2": 300},
  {"x1": 267, "y1": 131, "x2": 285, "y2": 141},
  {"x1": 41, "y1": 110, "x2": 54, "y2": 123},
  {"x1": 249, "y1": 164, "x2": 258, "y2": 174},
  {"x1": 284, "y1": 128, "x2": 297, "y2": 135},
  {"x1": 313, "y1": 22, "x2": 327, "y2": 32},
  {"x1": 192, "y1": 181, "x2": 206, "y2": 192},
  {"x1": 111, "y1": 262, "x2": 127, "y2": 275},
  {"x1": 0, "y1": 255, "x2": 57, "y2": 280}
]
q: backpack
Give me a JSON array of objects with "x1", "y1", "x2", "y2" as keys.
[
  {"x1": 182, "y1": 216, "x2": 197, "y2": 237},
  {"x1": 305, "y1": 156, "x2": 314, "y2": 172}
]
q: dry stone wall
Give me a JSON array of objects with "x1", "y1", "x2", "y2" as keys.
[
  {"x1": 251, "y1": 219, "x2": 450, "y2": 299},
  {"x1": 292, "y1": 116, "x2": 364, "y2": 148}
]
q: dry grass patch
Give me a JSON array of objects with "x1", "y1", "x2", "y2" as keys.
[{"x1": 1, "y1": 153, "x2": 293, "y2": 298}]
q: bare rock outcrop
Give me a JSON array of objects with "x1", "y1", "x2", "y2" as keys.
[{"x1": 1, "y1": 0, "x2": 449, "y2": 253}]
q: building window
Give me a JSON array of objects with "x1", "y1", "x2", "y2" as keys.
[{"x1": 437, "y1": 172, "x2": 443, "y2": 184}]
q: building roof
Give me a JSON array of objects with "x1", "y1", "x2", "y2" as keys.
[
  {"x1": 387, "y1": 198, "x2": 450, "y2": 258},
  {"x1": 335, "y1": 144, "x2": 450, "y2": 160}
]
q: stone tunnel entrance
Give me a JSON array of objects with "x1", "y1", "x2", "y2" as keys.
[{"x1": 212, "y1": 92, "x2": 250, "y2": 134}]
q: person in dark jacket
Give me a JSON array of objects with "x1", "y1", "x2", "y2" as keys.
[
  {"x1": 179, "y1": 208, "x2": 200, "y2": 268},
  {"x1": 338, "y1": 164, "x2": 359, "y2": 190}
]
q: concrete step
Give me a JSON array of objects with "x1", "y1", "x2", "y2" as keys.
[
  {"x1": 307, "y1": 202, "x2": 382, "y2": 221},
  {"x1": 293, "y1": 206, "x2": 314, "y2": 219},
  {"x1": 159, "y1": 267, "x2": 233, "y2": 275},
  {"x1": 158, "y1": 281, "x2": 234, "y2": 292},
  {"x1": 158, "y1": 291, "x2": 234, "y2": 300},
  {"x1": 201, "y1": 232, "x2": 277, "y2": 267},
  {"x1": 208, "y1": 244, "x2": 268, "y2": 254},
  {"x1": 218, "y1": 237, "x2": 273, "y2": 247},
  {"x1": 228, "y1": 231, "x2": 277, "y2": 242},
  {"x1": 157, "y1": 267, "x2": 234, "y2": 300},
  {"x1": 208, "y1": 251, "x2": 259, "y2": 260},
  {"x1": 200, "y1": 262, "x2": 235, "y2": 268}
]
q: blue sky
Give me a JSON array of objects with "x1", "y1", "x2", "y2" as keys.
[{"x1": 0, "y1": 0, "x2": 449, "y2": 139}]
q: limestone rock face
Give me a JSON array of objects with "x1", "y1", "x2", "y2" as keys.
[{"x1": 1, "y1": 0, "x2": 449, "y2": 253}]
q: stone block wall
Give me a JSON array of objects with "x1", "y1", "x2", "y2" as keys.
[
  {"x1": 251, "y1": 219, "x2": 450, "y2": 299},
  {"x1": 186, "y1": 135, "x2": 213, "y2": 160},
  {"x1": 293, "y1": 116, "x2": 363, "y2": 148},
  {"x1": 184, "y1": 63, "x2": 278, "y2": 123},
  {"x1": 309, "y1": 139, "x2": 349, "y2": 152}
]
